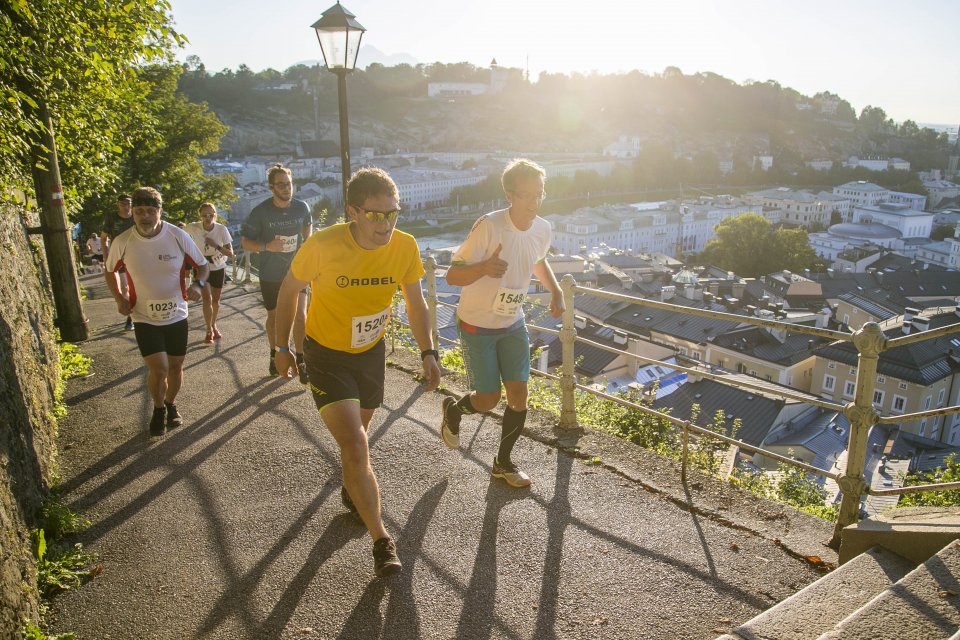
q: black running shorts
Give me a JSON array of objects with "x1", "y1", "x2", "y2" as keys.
[
  {"x1": 133, "y1": 319, "x2": 189, "y2": 357},
  {"x1": 303, "y1": 337, "x2": 385, "y2": 411}
]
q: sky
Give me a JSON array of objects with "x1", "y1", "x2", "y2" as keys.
[{"x1": 167, "y1": 0, "x2": 958, "y2": 126}]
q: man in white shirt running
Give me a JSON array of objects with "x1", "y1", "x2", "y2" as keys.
[
  {"x1": 440, "y1": 159, "x2": 564, "y2": 487},
  {"x1": 105, "y1": 187, "x2": 209, "y2": 438}
]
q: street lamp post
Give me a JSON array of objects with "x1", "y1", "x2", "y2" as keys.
[{"x1": 312, "y1": 2, "x2": 366, "y2": 213}]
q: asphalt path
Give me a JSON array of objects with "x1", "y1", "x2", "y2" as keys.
[{"x1": 47, "y1": 273, "x2": 836, "y2": 639}]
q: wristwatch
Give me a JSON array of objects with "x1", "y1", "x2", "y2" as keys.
[{"x1": 420, "y1": 349, "x2": 440, "y2": 360}]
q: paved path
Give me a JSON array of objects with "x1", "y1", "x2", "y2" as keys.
[{"x1": 48, "y1": 274, "x2": 836, "y2": 639}]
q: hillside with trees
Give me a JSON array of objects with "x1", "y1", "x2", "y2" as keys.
[{"x1": 178, "y1": 60, "x2": 955, "y2": 183}]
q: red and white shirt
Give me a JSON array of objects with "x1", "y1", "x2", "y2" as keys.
[{"x1": 106, "y1": 222, "x2": 207, "y2": 326}]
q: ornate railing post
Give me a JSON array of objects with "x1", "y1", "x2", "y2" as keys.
[
  {"x1": 426, "y1": 257, "x2": 439, "y2": 353},
  {"x1": 559, "y1": 274, "x2": 578, "y2": 429},
  {"x1": 831, "y1": 322, "x2": 886, "y2": 548}
]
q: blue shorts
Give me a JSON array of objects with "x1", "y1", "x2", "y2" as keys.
[{"x1": 457, "y1": 319, "x2": 530, "y2": 393}]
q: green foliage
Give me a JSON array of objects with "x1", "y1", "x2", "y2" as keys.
[
  {"x1": 931, "y1": 223, "x2": 956, "y2": 242},
  {"x1": 699, "y1": 212, "x2": 819, "y2": 276},
  {"x1": 0, "y1": 0, "x2": 184, "y2": 209},
  {"x1": 31, "y1": 495, "x2": 95, "y2": 600},
  {"x1": 21, "y1": 621, "x2": 75, "y2": 640},
  {"x1": 898, "y1": 454, "x2": 960, "y2": 507},
  {"x1": 32, "y1": 528, "x2": 95, "y2": 599},
  {"x1": 58, "y1": 343, "x2": 91, "y2": 381}
]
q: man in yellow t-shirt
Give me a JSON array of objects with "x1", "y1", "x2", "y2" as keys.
[{"x1": 274, "y1": 167, "x2": 440, "y2": 578}]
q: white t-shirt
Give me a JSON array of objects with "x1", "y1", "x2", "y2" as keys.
[
  {"x1": 185, "y1": 221, "x2": 233, "y2": 270},
  {"x1": 452, "y1": 208, "x2": 552, "y2": 329},
  {"x1": 106, "y1": 222, "x2": 208, "y2": 326}
]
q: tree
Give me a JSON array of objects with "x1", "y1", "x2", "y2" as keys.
[
  {"x1": 699, "y1": 213, "x2": 818, "y2": 277},
  {"x1": 931, "y1": 223, "x2": 957, "y2": 242},
  {"x1": 898, "y1": 454, "x2": 960, "y2": 508},
  {"x1": 1, "y1": 0, "x2": 183, "y2": 209}
]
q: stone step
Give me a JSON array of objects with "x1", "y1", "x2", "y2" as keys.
[
  {"x1": 818, "y1": 540, "x2": 960, "y2": 639},
  {"x1": 716, "y1": 546, "x2": 915, "y2": 640}
]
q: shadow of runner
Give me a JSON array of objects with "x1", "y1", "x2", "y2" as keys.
[
  {"x1": 532, "y1": 451, "x2": 573, "y2": 640},
  {"x1": 381, "y1": 479, "x2": 449, "y2": 640},
  {"x1": 683, "y1": 477, "x2": 719, "y2": 579},
  {"x1": 455, "y1": 480, "x2": 530, "y2": 640},
  {"x1": 194, "y1": 480, "x2": 347, "y2": 637},
  {"x1": 335, "y1": 480, "x2": 449, "y2": 640},
  {"x1": 254, "y1": 514, "x2": 367, "y2": 638}
]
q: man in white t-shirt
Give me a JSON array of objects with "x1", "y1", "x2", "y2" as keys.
[
  {"x1": 105, "y1": 186, "x2": 209, "y2": 438},
  {"x1": 185, "y1": 202, "x2": 234, "y2": 344},
  {"x1": 440, "y1": 159, "x2": 564, "y2": 487}
]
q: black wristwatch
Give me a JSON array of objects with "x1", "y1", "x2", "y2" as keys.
[{"x1": 420, "y1": 349, "x2": 439, "y2": 361}]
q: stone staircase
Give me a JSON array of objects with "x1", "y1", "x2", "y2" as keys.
[{"x1": 717, "y1": 509, "x2": 960, "y2": 639}]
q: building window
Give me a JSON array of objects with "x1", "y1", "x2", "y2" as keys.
[
  {"x1": 876, "y1": 375, "x2": 885, "y2": 384},
  {"x1": 892, "y1": 395, "x2": 907, "y2": 413},
  {"x1": 827, "y1": 362, "x2": 836, "y2": 369},
  {"x1": 924, "y1": 396, "x2": 932, "y2": 411},
  {"x1": 823, "y1": 375, "x2": 836, "y2": 391},
  {"x1": 849, "y1": 368, "x2": 857, "y2": 375},
  {"x1": 873, "y1": 389, "x2": 884, "y2": 407},
  {"x1": 843, "y1": 380, "x2": 856, "y2": 398},
  {"x1": 920, "y1": 420, "x2": 927, "y2": 437},
  {"x1": 899, "y1": 382, "x2": 908, "y2": 390},
  {"x1": 938, "y1": 389, "x2": 946, "y2": 406}
]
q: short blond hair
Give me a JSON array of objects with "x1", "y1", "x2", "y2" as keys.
[{"x1": 501, "y1": 158, "x2": 545, "y2": 193}]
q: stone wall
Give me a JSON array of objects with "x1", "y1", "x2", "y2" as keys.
[{"x1": 0, "y1": 205, "x2": 60, "y2": 636}]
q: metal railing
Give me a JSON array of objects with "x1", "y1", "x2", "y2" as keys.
[
  {"x1": 421, "y1": 258, "x2": 960, "y2": 545},
  {"x1": 231, "y1": 251, "x2": 256, "y2": 286}
]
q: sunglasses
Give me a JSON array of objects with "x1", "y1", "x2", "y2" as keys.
[{"x1": 360, "y1": 207, "x2": 401, "y2": 223}]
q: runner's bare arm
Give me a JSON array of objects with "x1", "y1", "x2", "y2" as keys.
[{"x1": 401, "y1": 280, "x2": 441, "y2": 391}]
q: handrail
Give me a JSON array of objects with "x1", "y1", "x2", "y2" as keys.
[
  {"x1": 417, "y1": 259, "x2": 960, "y2": 542},
  {"x1": 573, "y1": 284, "x2": 850, "y2": 341}
]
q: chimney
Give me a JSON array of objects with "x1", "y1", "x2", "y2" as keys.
[
  {"x1": 817, "y1": 307, "x2": 831, "y2": 328},
  {"x1": 746, "y1": 304, "x2": 757, "y2": 315},
  {"x1": 912, "y1": 316, "x2": 931, "y2": 333},
  {"x1": 613, "y1": 330, "x2": 628, "y2": 346},
  {"x1": 574, "y1": 315, "x2": 587, "y2": 330},
  {"x1": 902, "y1": 320, "x2": 912, "y2": 335},
  {"x1": 661, "y1": 285, "x2": 675, "y2": 301},
  {"x1": 904, "y1": 307, "x2": 920, "y2": 323}
]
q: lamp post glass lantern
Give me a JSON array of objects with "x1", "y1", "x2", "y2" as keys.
[{"x1": 312, "y1": 2, "x2": 365, "y2": 212}]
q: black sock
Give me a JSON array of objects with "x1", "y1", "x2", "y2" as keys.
[
  {"x1": 296, "y1": 352, "x2": 304, "y2": 364},
  {"x1": 445, "y1": 393, "x2": 476, "y2": 433},
  {"x1": 270, "y1": 348, "x2": 276, "y2": 357},
  {"x1": 496, "y1": 407, "x2": 527, "y2": 468}
]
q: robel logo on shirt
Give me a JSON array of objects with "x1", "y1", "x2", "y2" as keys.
[
  {"x1": 336, "y1": 275, "x2": 397, "y2": 288},
  {"x1": 158, "y1": 253, "x2": 179, "y2": 262}
]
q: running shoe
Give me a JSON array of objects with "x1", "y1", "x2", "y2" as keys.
[
  {"x1": 124, "y1": 316, "x2": 134, "y2": 331},
  {"x1": 269, "y1": 358, "x2": 279, "y2": 377},
  {"x1": 149, "y1": 407, "x2": 165, "y2": 438},
  {"x1": 491, "y1": 458, "x2": 532, "y2": 488},
  {"x1": 297, "y1": 360, "x2": 309, "y2": 385},
  {"x1": 372, "y1": 537, "x2": 402, "y2": 577},
  {"x1": 165, "y1": 403, "x2": 183, "y2": 429},
  {"x1": 440, "y1": 396, "x2": 460, "y2": 449}
]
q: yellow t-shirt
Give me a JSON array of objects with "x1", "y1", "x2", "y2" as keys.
[{"x1": 291, "y1": 223, "x2": 425, "y2": 353}]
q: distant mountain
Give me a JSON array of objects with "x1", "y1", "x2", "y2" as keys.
[
  {"x1": 357, "y1": 45, "x2": 419, "y2": 69},
  {"x1": 289, "y1": 45, "x2": 419, "y2": 71}
]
